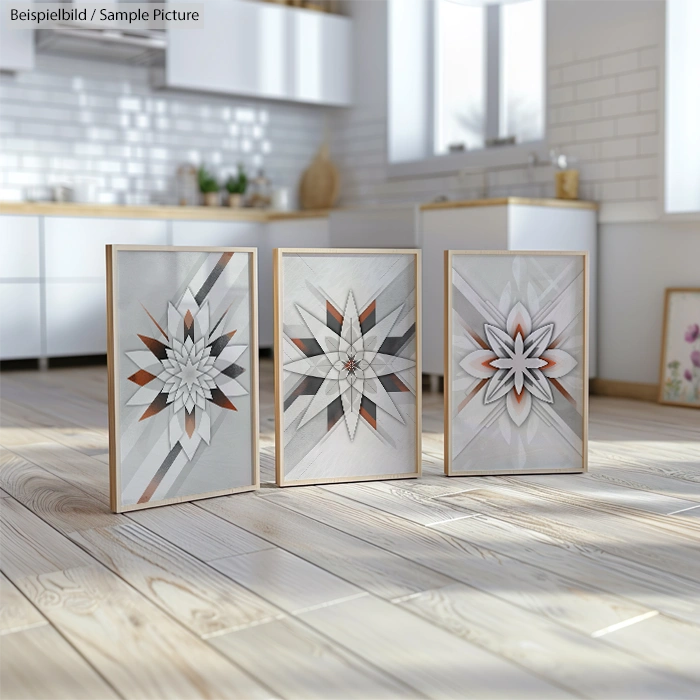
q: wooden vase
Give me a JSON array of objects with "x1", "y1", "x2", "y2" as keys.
[{"x1": 555, "y1": 170, "x2": 579, "y2": 200}]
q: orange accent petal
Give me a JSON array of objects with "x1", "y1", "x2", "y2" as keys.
[
  {"x1": 359, "y1": 300, "x2": 376, "y2": 324},
  {"x1": 127, "y1": 369, "x2": 157, "y2": 386},
  {"x1": 185, "y1": 409, "x2": 195, "y2": 438},
  {"x1": 184, "y1": 309, "x2": 194, "y2": 330},
  {"x1": 359, "y1": 405, "x2": 377, "y2": 430},
  {"x1": 326, "y1": 301, "x2": 344, "y2": 324}
]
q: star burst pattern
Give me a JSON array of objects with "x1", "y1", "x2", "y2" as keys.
[
  {"x1": 461, "y1": 302, "x2": 577, "y2": 426},
  {"x1": 125, "y1": 287, "x2": 248, "y2": 460},
  {"x1": 284, "y1": 291, "x2": 415, "y2": 440}
]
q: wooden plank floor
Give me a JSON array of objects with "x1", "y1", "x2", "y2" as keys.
[{"x1": 1, "y1": 361, "x2": 700, "y2": 700}]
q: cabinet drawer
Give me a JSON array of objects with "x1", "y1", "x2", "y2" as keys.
[{"x1": 0, "y1": 216, "x2": 40, "y2": 278}]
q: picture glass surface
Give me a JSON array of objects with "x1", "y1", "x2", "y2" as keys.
[
  {"x1": 660, "y1": 289, "x2": 700, "y2": 407},
  {"x1": 278, "y1": 251, "x2": 419, "y2": 484},
  {"x1": 448, "y1": 252, "x2": 586, "y2": 474},
  {"x1": 111, "y1": 248, "x2": 256, "y2": 510}
]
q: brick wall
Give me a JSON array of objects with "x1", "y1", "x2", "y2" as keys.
[{"x1": 0, "y1": 54, "x2": 325, "y2": 205}]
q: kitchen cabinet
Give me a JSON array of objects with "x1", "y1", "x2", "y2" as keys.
[
  {"x1": 0, "y1": 216, "x2": 40, "y2": 278},
  {"x1": 41, "y1": 217, "x2": 167, "y2": 356},
  {"x1": 420, "y1": 200, "x2": 598, "y2": 378},
  {"x1": 0, "y1": 0, "x2": 34, "y2": 72},
  {"x1": 166, "y1": 0, "x2": 351, "y2": 106},
  {"x1": 0, "y1": 284, "x2": 41, "y2": 359},
  {"x1": 44, "y1": 217, "x2": 167, "y2": 279},
  {"x1": 0, "y1": 215, "x2": 41, "y2": 359}
]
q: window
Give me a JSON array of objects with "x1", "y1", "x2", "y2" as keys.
[{"x1": 389, "y1": 0, "x2": 546, "y2": 172}]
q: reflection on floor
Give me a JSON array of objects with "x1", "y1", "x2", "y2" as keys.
[{"x1": 1, "y1": 360, "x2": 700, "y2": 698}]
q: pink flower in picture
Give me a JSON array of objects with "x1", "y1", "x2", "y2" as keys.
[
  {"x1": 684, "y1": 369, "x2": 693, "y2": 382},
  {"x1": 685, "y1": 324, "x2": 700, "y2": 343},
  {"x1": 692, "y1": 350, "x2": 700, "y2": 368}
]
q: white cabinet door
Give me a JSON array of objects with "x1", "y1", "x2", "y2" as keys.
[
  {"x1": 0, "y1": 216, "x2": 40, "y2": 278},
  {"x1": 167, "y1": 0, "x2": 290, "y2": 101},
  {"x1": 291, "y1": 9, "x2": 351, "y2": 106},
  {"x1": 43, "y1": 217, "x2": 166, "y2": 357},
  {"x1": 44, "y1": 217, "x2": 168, "y2": 279},
  {"x1": 45, "y1": 281, "x2": 107, "y2": 356},
  {"x1": 0, "y1": 283, "x2": 41, "y2": 359},
  {"x1": 0, "y1": 0, "x2": 34, "y2": 71},
  {"x1": 167, "y1": 0, "x2": 351, "y2": 106}
]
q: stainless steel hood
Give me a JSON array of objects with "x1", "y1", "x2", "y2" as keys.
[{"x1": 35, "y1": 1, "x2": 166, "y2": 64}]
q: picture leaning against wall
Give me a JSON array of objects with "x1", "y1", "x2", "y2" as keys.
[
  {"x1": 107, "y1": 246, "x2": 259, "y2": 512},
  {"x1": 445, "y1": 251, "x2": 588, "y2": 476},
  {"x1": 659, "y1": 288, "x2": 700, "y2": 408},
  {"x1": 274, "y1": 249, "x2": 421, "y2": 486}
]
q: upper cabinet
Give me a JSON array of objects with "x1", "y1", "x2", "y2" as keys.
[
  {"x1": 166, "y1": 0, "x2": 352, "y2": 107},
  {"x1": 0, "y1": 0, "x2": 34, "y2": 71}
]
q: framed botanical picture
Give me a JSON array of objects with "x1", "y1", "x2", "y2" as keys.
[
  {"x1": 659, "y1": 288, "x2": 700, "y2": 408},
  {"x1": 274, "y1": 248, "x2": 421, "y2": 486},
  {"x1": 106, "y1": 246, "x2": 259, "y2": 513},
  {"x1": 444, "y1": 250, "x2": 588, "y2": 476}
]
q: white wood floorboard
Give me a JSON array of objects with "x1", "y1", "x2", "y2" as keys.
[{"x1": 0, "y1": 362, "x2": 699, "y2": 699}]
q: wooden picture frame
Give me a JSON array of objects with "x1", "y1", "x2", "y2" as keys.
[
  {"x1": 444, "y1": 250, "x2": 589, "y2": 476},
  {"x1": 107, "y1": 245, "x2": 259, "y2": 513},
  {"x1": 658, "y1": 287, "x2": 700, "y2": 408},
  {"x1": 274, "y1": 248, "x2": 422, "y2": 486}
]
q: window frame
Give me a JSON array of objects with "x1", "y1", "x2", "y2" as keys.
[{"x1": 387, "y1": 0, "x2": 548, "y2": 180}]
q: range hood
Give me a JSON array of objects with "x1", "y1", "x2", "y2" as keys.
[{"x1": 35, "y1": 1, "x2": 166, "y2": 64}]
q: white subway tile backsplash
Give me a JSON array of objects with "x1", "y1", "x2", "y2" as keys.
[
  {"x1": 600, "y1": 137, "x2": 637, "y2": 159},
  {"x1": 599, "y1": 94, "x2": 637, "y2": 118},
  {"x1": 0, "y1": 54, "x2": 323, "y2": 204},
  {"x1": 638, "y1": 90, "x2": 658, "y2": 113},
  {"x1": 616, "y1": 113, "x2": 657, "y2": 137},
  {"x1": 549, "y1": 85, "x2": 574, "y2": 106},
  {"x1": 575, "y1": 77, "x2": 616, "y2": 101},
  {"x1": 617, "y1": 156, "x2": 657, "y2": 179},
  {"x1": 617, "y1": 69, "x2": 657, "y2": 94},
  {"x1": 600, "y1": 180, "x2": 637, "y2": 201},
  {"x1": 574, "y1": 119, "x2": 615, "y2": 142},
  {"x1": 637, "y1": 178, "x2": 658, "y2": 199},
  {"x1": 637, "y1": 134, "x2": 659, "y2": 155},
  {"x1": 600, "y1": 51, "x2": 638, "y2": 76},
  {"x1": 561, "y1": 59, "x2": 600, "y2": 84}
]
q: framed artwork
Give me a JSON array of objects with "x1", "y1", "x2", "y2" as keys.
[
  {"x1": 659, "y1": 288, "x2": 700, "y2": 408},
  {"x1": 106, "y1": 246, "x2": 259, "y2": 513},
  {"x1": 274, "y1": 248, "x2": 421, "y2": 486},
  {"x1": 444, "y1": 250, "x2": 588, "y2": 476}
]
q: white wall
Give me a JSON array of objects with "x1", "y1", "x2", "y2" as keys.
[{"x1": 331, "y1": 0, "x2": 700, "y2": 387}]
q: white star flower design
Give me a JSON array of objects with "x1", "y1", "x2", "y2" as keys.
[
  {"x1": 284, "y1": 291, "x2": 415, "y2": 440},
  {"x1": 461, "y1": 302, "x2": 577, "y2": 426},
  {"x1": 125, "y1": 288, "x2": 248, "y2": 460}
]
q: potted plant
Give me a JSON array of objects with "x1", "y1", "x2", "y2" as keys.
[
  {"x1": 225, "y1": 165, "x2": 248, "y2": 208},
  {"x1": 197, "y1": 166, "x2": 220, "y2": 206}
]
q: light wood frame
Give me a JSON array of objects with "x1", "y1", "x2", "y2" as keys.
[
  {"x1": 274, "y1": 248, "x2": 422, "y2": 487},
  {"x1": 444, "y1": 250, "x2": 589, "y2": 476},
  {"x1": 107, "y1": 245, "x2": 260, "y2": 513},
  {"x1": 658, "y1": 287, "x2": 700, "y2": 408}
]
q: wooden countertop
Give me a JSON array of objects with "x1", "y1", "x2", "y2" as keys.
[
  {"x1": 420, "y1": 197, "x2": 598, "y2": 211},
  {"x1": 0, "y1": 201, "x2": 332, "y2": 221}
]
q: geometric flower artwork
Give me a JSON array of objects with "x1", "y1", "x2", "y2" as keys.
[
  {"x1": 658, "y1": 288, "x2": 700, "y2": 408},
  {"x1": 274, "y1": 249, "x2": 421, "y2": 486},
  {"x1": 444, "y1": 251, "x2": 588, "y2": 475},
  {"x1": 107, "y1": 246, "x2": 258, "y2": 512}
]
